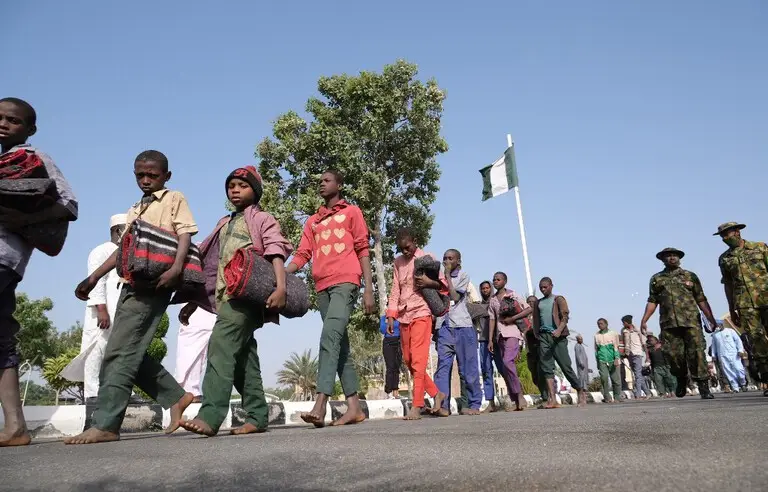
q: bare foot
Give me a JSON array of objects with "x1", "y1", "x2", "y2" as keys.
[
  {"x1": 432, "y1": 392, "x2": 447, "y2": 412},
  {"x1": 166, "y1": 392, "x2": 195, "y2": 434},
  {"x1": 577, "y1": 390, "x2": 587, "y2": 408},
  {"x1": 300, "y1": 395, "x2": 327, "y2": 428},
  {"x1": 331, "y1": 412, "x2": 365, "y2": 426},
  {"x1": 433, "y1": 408, "x2": 450, "y2": 417},
  {"x1": 481, "y1": 404, "x2": 497, "y2": 414},
  {"x1": 179, "y1": 418, "x2": 216, "y2": 437},
  {"x1": 404, "y1": 406, "x2": 423, "y2": 420},
  {"x1": 460, "y1": 408, "x2": 481, "y2": 416},
  {"x1": 64, "y1": 427, "x2": 120, "y2": 445},
  {"x1": 0, "y1": 428, "x2": 31, "y2": 447},
  {"x1": 543, "y1": 400, "x2": 561, "y2": 409},
  {"x1": 230, "y1": 423, "x2": 266, "y2": 435}
]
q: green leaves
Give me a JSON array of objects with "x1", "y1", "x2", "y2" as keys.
[{"x1": 257, "y1": 59, "x2": 448, "y2": 323}]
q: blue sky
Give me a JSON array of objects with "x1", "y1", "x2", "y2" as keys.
[{"x1": 4, "y1": 1, "x2": 766, "y2": 386}]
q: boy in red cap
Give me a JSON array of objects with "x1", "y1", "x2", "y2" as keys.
[{"x1": 178, "y1": 166, "x2": 293, "y2": 436}]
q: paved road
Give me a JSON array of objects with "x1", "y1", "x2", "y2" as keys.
[{"x1": 2, "y1": 392, "x2": 766, "y2": 491}]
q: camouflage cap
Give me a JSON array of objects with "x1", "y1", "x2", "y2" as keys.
[
  {"x1": 713, "y1": 222, "x2": 746, "y2": 236},
  {"x1": 655, "y1": 247, "x2": 685, "y2": 260}
]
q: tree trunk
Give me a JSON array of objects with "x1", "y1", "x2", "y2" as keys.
[
  {"x1": 55, "y1": 390, "x2": 60, "y2": 406},
  {"x1": 371, "y1": 227, "x2": 388, "y2": 315}
]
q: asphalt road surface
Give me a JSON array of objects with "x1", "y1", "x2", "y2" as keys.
[{"x1": 2, "y1": 392, "x2": 766, "y2": 491}]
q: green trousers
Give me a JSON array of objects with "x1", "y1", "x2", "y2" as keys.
[
  {"x1": 527, "y1": 345, "x2": 549, "y2": 400},
  {"x1": 539, "y1": 332, "x2": 582, "y2": 389},
  {"x1": 597, "y1": 361, "x2": 621, "y2": 402},
  {"x1": 92, "y1": 286, "x2": 185, "y2": 432},
  {"x1": 316, "y1": 283, "x2": 359, "y2": 397},
  {"x1": 198, "y1": 300, "x2": 266, "y2": 432},
  {"x1": 652, "y1": 365, "x2": 677, "y2": 394},
  {"x1": 661, "y1": 326, "x2": 707, "y2": 381}
]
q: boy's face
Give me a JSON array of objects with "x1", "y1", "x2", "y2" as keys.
[
  {"x1": 228, "y1": 178, "x2": 255, "y2": 210},
  {"x1": 134, "y1": 160, "x2": 170, "y2": 195},
  {"x1": 319, "y1": 173, "x2": 340, "y2": 200},
  {"x1": 527, "y1": 295, "x2": 537, "y2": 307},
  {"x1": 396, "y1": 237, "x2": 417, "y2": 259},
  {"x1": 480, "y1": 283, "x2": 492, "y2": 299},
  {"x1": 492, "y1": 273, "x2": 506, "y2": 291},
  {"x1": 539, "y1": 280, "x2": 552, "y2": 297},
  {"x1": 442, "y1": 250, "x2": 460, "y2": 272},
  {"x1": 0, "y1": 101, "x2": 36, "y2": 149},
  {"x1": 597, "y1": 319, "x2": 607, "y2": 330}
]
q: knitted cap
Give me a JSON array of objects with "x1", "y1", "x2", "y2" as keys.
[{"x1": 226, "y1": 166, "x2": 263, "y2": 203}]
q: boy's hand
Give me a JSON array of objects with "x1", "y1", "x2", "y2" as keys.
[
  {"x1": 363, "y1": 287, "x2": 375, "y2": 315},
  {"x1": 179, "y1": 303, "x2": 198, "y2": 326},
  {"x1": 156, "y1": 267, "x2": 182, "y2": 291},
  {"x1": 488, "y1": 341, "x2": 494, "y2": 354},
  {"x1": 443, "y1": 261, "x2": 453, "y2": 276},
  {"x1": 96, "y1": 305, "x2": 111, "y2": 330},
  {"x1": 386, "y1": 317, "x2": 394, "y2": 335},
  {"x1": 75, "y1": 276, "x2": 98, "y2": 301},
  {"x1": 266, "y1": 288, "x2": 287, "y2": 311}
]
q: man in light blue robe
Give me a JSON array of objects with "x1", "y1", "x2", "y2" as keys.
[{"x1": 711, "y1": 324, "x2": 747, "y2": 392}]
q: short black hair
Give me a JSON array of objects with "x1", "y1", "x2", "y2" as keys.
[
  {"x1": 494, "y1": 271, "x2": 508, "y2": 281},
  {"x1": 479, "y1": 281, "x2": 491, "y2": 288},
  {"x1": 540, "y1": 277, "x2": 553, "y2": 285},
  {"x1": 597, "y1": 318, "x2": 608, "y2": 325},
  {"x1": 621, "y1": 315, "x2": 633, "y2": 324},
  {"x1": 323, "y1": 169, "x2": 344, "y2": 186},
  {"x1": 135, "y1": 150, "x2": 169, "y2": 171},
  {"x1": 445, "y1": 248, "x2": 461, "y2": 260},
  {"x1": 0, "y1": 97, "x2": 37, "y2": 126},
  {"x1": 396, "y1": 227, "x2": 415, "y2": 242}
]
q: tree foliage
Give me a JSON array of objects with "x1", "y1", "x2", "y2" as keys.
[
  {"x1": 42, "y1": 348, "x2": 84, "y2": 404},
  {"x1": 257, "y1": 59, "x2": 448, "y2": 321},
  {"x1": 276, "y1": 349, "x2": 319, "y2": 401},
  {"x1": 14, "y1": 293, "x2": 58, "y2": 373},
  {"x1": 20, "y1": 381, "x2": 57, "y2": 406},
  {"x1": 514, "y1": 349, "x2": 538, "y2": 396}
]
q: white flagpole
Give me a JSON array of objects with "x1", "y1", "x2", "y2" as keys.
[{"x1": 507, "y1": 134, "x2": 534, "y2": 296}]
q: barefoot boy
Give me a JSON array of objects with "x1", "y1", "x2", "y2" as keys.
[
  {"x1": 288, "y1": 170, "x2": 375, "y2": 427},
  {"x1": 387, "y1": 228, "x2": 447, "y2": 420},
  {"x1": 0, "y1": 97, "x2": 78, "y2": 447},
  {"x1": 433, "y1": 249, "x2": 482, "y2": 416},
  {"x1": 67, "y1": 150, "x2": 195, "y2": 444},
  {"x1": 179, "y1": 165, "x2": 292, "y2": 436}
]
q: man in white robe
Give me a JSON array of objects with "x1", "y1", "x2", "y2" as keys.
[
  {"x1": 711, "y1": 323, "x2": 748, "y2": 392},
  {"x1": 175, "y1": 306, "x2": 217, "y2": 402},
  {"x1": 65, "y1": 214, "x2": 126, "y2": 402}
]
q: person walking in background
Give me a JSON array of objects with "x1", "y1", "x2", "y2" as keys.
[
  {"x1": 65, "y1": 214, "x2": 126, "y2": 403},
  {"x1": 716, "y1": 222, "x2": 768, "y2": 396},
  {"x1": 380, "y1": 316, "x2": 401, "y2": 399},
  {"x1": 647, "y1": 335, "x2": 676, "y2": 398},
  {"x1": 532, "y1": 277, "x2": 587, "y2": 408},
  {"x1": 640, "y1": 247, "x2": 720, "y2": 400},
  {"x1": 594, "y1": 318, "x2": 622, "y2": 403},
  {"x1": 710, "y1": 322, "x2": 748, "y2": 393},
  {"x1": 470, "y1": 281, "x2": 505, "y2": 412},
  {"x1": 622, "y1": 315, "x2": 651, "y2": 399},
  {"x1": 488, "y1": 272, "x2": 531, "y2": 411},
  {"x1": 574, "y1": 335, "x2": 591, "y2": 393},
  {"x1": 175, "y1": 306, "x2": 217, "y2": 402},
  {"x1": 525, "y1": 295, "x2": 548, "y2": 402}
]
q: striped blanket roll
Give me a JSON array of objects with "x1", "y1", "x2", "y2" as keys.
[
  {"x1": 117, "y1": 219, "x2": 204, "y2": 288},
  {"x1": 225, "y1": 247, "x2": 309, "y2": 319},
  {"x1": 0, "y1": 149, "x2": 48, "y2": 180}
]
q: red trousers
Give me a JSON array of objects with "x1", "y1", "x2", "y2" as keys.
[{"x1": 400, "y1": 316, "x2": 438, "y2": 407}]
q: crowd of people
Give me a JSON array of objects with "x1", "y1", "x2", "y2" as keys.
[{"x1": 0, "y1": 96, "x2": 766, "y2": 449}]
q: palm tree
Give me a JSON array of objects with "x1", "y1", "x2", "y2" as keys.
[{"x1": 276, "y1": 349, "x2": 318, "y2": 401}]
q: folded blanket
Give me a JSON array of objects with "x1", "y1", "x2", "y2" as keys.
[
  {"x1": 117, "y1": 219, "x2": 204, "y2": 289},
  {"x1": 0, "y1": 178, "x2": 69, "y2": 256},
  {"x1": 413, "y1": 256, "x2": 449, "y2": 316},
  {"x1": 225, "y1": 247, "x2": 309, "y2": 319},
  {"x1": 0, "y1": 149, "x2": 48, "y2": 180},
  {"x1": 467, "y1": 302, "x2": 489, "y2": 320}
]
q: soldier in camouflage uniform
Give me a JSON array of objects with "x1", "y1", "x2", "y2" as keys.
[
  {"x1": 715, "y1": 222, "x2": 768, "y2": 396},
  {"x1": 640, "y1": 248, "x2": 720, "y2": 399}
]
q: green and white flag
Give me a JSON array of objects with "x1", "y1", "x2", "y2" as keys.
[{"x1": 479, "y1": 146, "x2": 519, "y2": 201}]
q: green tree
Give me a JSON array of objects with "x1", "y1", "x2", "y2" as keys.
[
  {"x1": 588, "y1": 376, "x2": 603, "y2": 393},
  {"x1": 264, "y1": 386, "x2": 294, "y2": 401},
  {"x1": 257, "y1": 59, "x2": 448, "y2": 321},
  {"x1": 42, "y1": 348, "x2": 84, "y2": 404},
  {"x1": 14, "y1": 293, "x2": 58, "y2": 373},
  {"x1": 514, "y1": 350, "x2": 538, "y2": 396},
  {"x1": 276, "y1": 349, "x2": 318, "y2": 400},
  {"x1": 20, "y1": 381, "x2": 57, "y2": 406},
  {"x1": 53, "y1": 321, "x2": 83, "y2": 356}
]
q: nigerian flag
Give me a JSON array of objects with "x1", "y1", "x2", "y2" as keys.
[{"x1": 479, "y1": 146, "x2": 519, "y2": 201}]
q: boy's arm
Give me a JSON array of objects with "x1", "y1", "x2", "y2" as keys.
[
  {"x1": 266, "y1": 256, "x2": 287, "y2": 310},
  {"x1": 386, "y1": 263, "x2": 401, "y2": 320},
  {"x1": 286, "y1": 221, "x2": 314, "y2": 274}
]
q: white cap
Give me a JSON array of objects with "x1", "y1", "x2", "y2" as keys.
[{"x1": 110, "y1": 214, "x2": 128, "y2": 229}]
